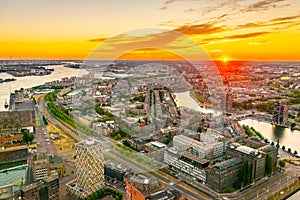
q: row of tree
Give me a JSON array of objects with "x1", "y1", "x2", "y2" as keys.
[
  {"x1": 47, "y1": 102, "x2": 96, "y2": 135},
  {"x1": 42, "y1": 115, "x2": 48, "y2": 125},
  {"x1": 280, "y1": 145, "x2": 298, "y2": 155},
  {"x1": 242, "y1": 125, "x2": 264, "y2": 140},
  {"x1": 45, "y1": 91, "x2": 57, "y2": 102},
  {"x1": 233, "y1": 100, "x2": 275, "y2": 113}
]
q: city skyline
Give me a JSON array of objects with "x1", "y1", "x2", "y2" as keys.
[{"x1": 0, "y1": 0, "x2": 300, "y2": 61}]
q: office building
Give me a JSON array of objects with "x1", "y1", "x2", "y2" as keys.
[
  {"x1": 226, "y1": 89, "x2": 233, "y2": 112},
  {"x1": 32, "y1": 153, "x2": 65, "y2": 181},
  {"x1": 207, "y1": 157, "x2": 243, "y2": 192},
  {"x1": 173, "y1": 134, "x2": 224, "y2": 159},
  {"x1": 226, "y1": 143, "x2": 266, "y2": 182},
  {"x1": 20, "y1": 175, "x2": 59, "y2": 200},
  {"x1": 164, "y1": 146, "x2": 209, "y2": 183}
]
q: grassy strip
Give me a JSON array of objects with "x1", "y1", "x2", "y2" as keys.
[
  {"x1": 191, "y1": 89, "x2": 205, "y2": 103},
  {"x1": 54, "y1": 124, "x2": 79, "y2": 143},
  {"x1": 267, "y1": 180, "x2": 300, "y2": 200},
  {"x1": 35, "y1": 115, "x2": 41, "y2": 126}
]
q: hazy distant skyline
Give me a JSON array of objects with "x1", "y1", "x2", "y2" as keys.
[{"x1": 0, "y1": 0, "x2": 300, "y2": 60}]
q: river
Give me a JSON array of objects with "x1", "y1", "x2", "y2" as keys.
[
  {"x1": 174, "y1": 91, "x2": 222, "y2": 116},
  {"x1": 239, "y1": 119, "x2": 300, "y2": 153},
  {"x1": 0, "y1": 65, "x2": 86, "y2": 111},
  {"x1": 288, "y1": 191, "x2": 300, "y2": 200}
]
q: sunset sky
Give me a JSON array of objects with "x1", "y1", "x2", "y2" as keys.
[{"x1": 0, "y1": 0, "x2": 300, "y2": 61}]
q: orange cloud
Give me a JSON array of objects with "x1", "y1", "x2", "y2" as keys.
[{"x1": 175, "y1": 23, "x2": 227, "y2": 35}]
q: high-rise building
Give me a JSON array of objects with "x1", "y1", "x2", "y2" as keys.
[
  {"x1": 206, "y1": 157, "x2": 243, "y2": 192},
  {"x1": 226, "y1": 89, "x2": 233, "y2": 112},
  {"x1": 66, "y1": 139, "x2": 105, "y2": 200},
  {"x1": 273, "y1": 101, "x2": 288, "y2": 125},
  {"x1": 226, "y1": 144, "x2": 266, "y2": 182}
]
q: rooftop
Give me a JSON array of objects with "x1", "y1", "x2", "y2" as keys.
[
  {"x1": 0, "y1": 185, "x2": 14, "y2": 199},
  {"x1": 43, "y1": 175, "x2": 59, "y2": 183},
  {"x1": 0, "y1": 145, "x2": 28, "y2": 153},
  {"x1": 236, "y1": 145, "x2": 257, "y2": 155},
  {"x1": 214, "y1": 157, "x2": 243, "y2": 170},
  {"x1": 130, "y1": 174, "x2": 157, "y2": 185},
  {"x1": 150, "y1": 141, "x2": 166, "y2": 149},
  {"x1": 173, "y1": 134, "x2": 222, "y2": 150},
  {"x1": 129, "y1": 137, "x2": 149, "y2": 145},
  {"x1": 20, "y1": 181, "x2": 43, "y2": 192},
  {"x1": 105, "y1": 160, "x2": 131, "y2": 173},
  {"x1": 147, "y1": 190, "x2": 175, "y2": 200},
  {"x1": 258, "y1": 144, "x2": 277, "y2": 153},
  {"x1": 181, "y1": 152, "x2": 209, "y2": 165},
  {"x1": 77, "y1": 139, "x2": 102, "y2": 148}
]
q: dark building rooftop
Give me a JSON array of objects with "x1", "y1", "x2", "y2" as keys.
[
  {"x1": 43, "y1": 174, "x2": 59, "y2": 183},
  {"x1": 214, "y1": 157, "x2": 243, "y2": 170},
  {"x1": 181, "y1": 152, "x2": 209, "y2": 165}
]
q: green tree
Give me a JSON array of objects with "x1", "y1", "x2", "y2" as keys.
[
  {"x1": 273, "y1": 82, "x2": 281, "y2": 89},
  {"x1": 241, "y1": 161, "x2": 251, "y2": 186},
  {"x1": 42, "y1": 115, "x2": 48, "y2": 125},
  {"x1": 291, "y1": 123, "x2": 296, "y2": 129},
  {"x1": 288, "y1": 148, "x2": 292, "y2": 153},
  {"x1": 265, "y1": 154, "x2": 273, "y2": 175},
  {"x1": 294, "y1": 150, "x2": 298, "y2": 155},
  {"x1": 271, "y1": 141, "x2": 275, "y2": 146},
  {"x1": 22, "y1": 130, "x2": 35, "y2": 144},
  {"x1": 279, "y1": 160, "x2": 286, "y2": 168},
  {"x1": 282, "y1": 145, "x2": 286, "y2": 151},
  {"x1": 246, "y1": 163, "x2": 251, "y2": 184}
]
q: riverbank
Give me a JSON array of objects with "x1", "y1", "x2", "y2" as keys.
[
  {"x1": 239, "y1": 118, "x2": 300, "y2": 153},
  {"x1": 0, "y1": 65, "x2": 86, "y2": 111},
  {"x1": 0, "y1": 78, "x2": 16, "y2": 83},
  {"x1": 174, "y1": 90, "x2": 222, "y2": 116}
]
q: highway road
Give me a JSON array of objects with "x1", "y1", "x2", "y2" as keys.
[
  {"x1": 38, "y1": 95, "x2": 83, "y2": 142},
  {"x1": 232, "y1": 163, "x2": 300, "y2": 200},
  {"x1": 34, "y1": 100, "x2": 58, "y2": 155}
]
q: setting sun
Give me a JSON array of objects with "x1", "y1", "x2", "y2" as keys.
[{"x1": 223, "y1": 57, "x2": 228, "y2": 63}]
